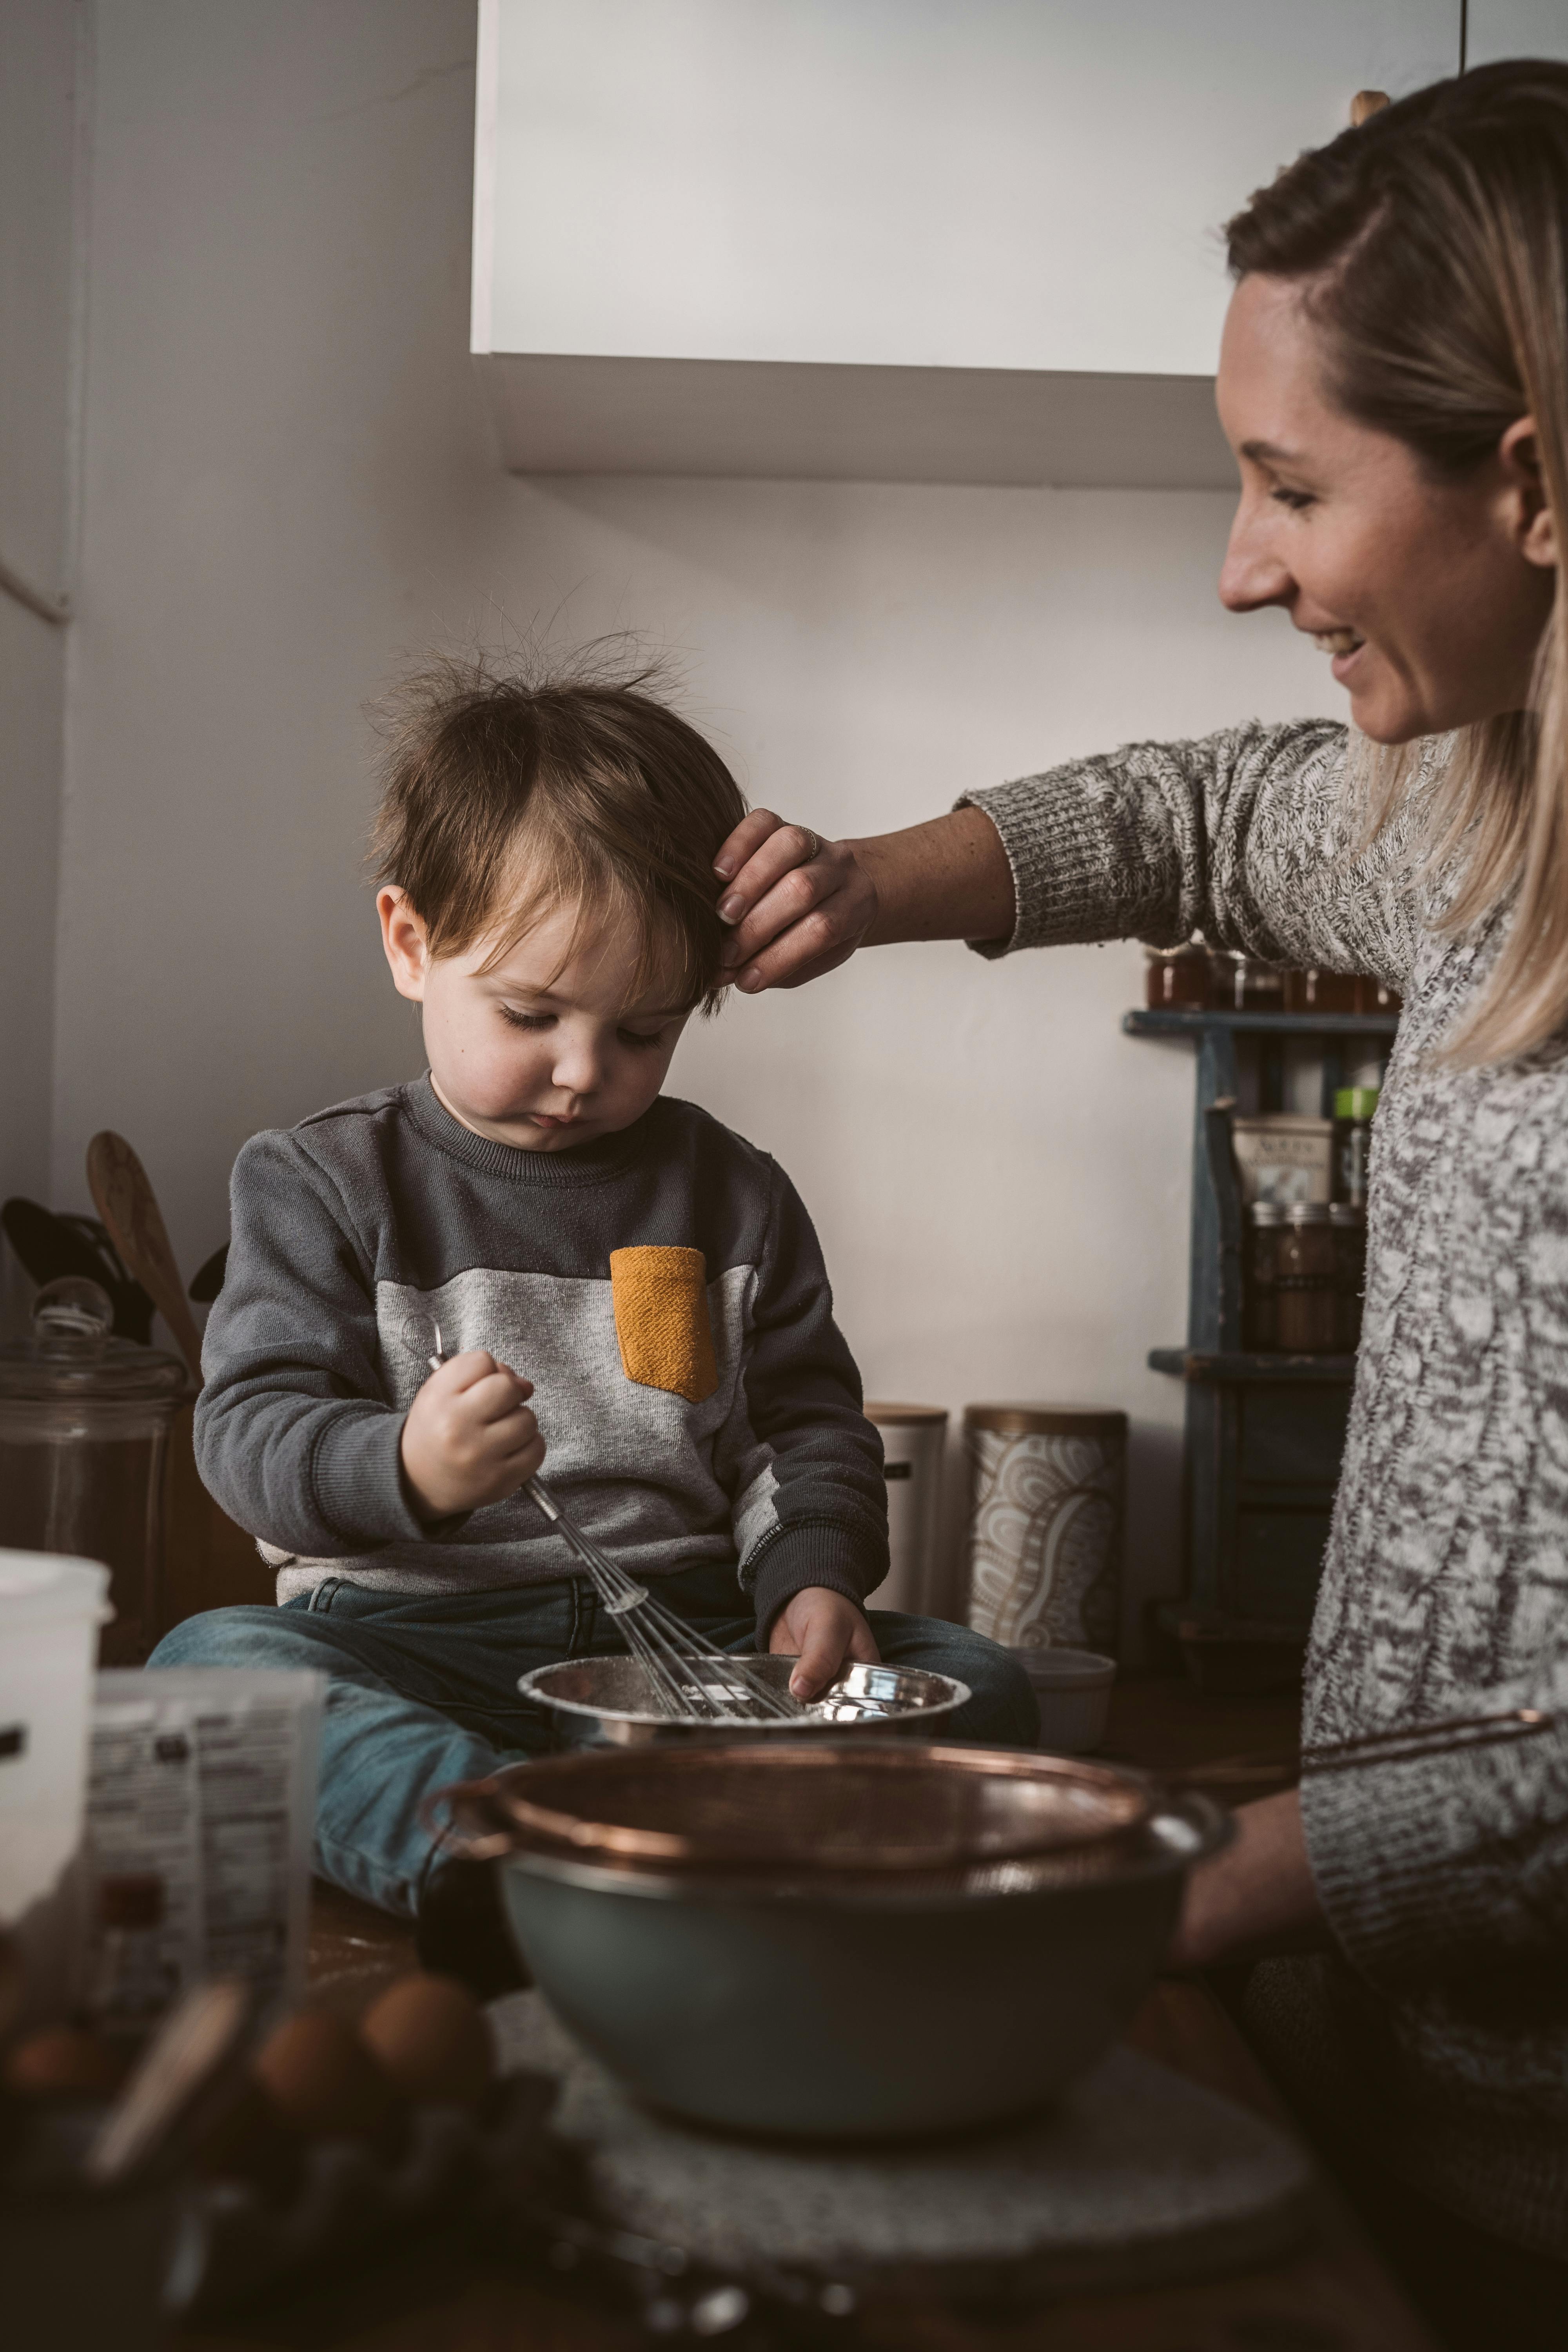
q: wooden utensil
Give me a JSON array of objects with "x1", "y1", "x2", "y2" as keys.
[{"x1": 86, "y1": 1131, "x2": 205, "y2": 1381}]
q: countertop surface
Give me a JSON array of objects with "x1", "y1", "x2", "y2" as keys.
[{"x1": 180, "y1": 1677, "x2": 1436, "y2": 2352}]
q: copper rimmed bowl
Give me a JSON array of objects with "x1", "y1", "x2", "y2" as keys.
[{"x1": 438, "y1": 1742, "x2": 1230, "y2": 2140}]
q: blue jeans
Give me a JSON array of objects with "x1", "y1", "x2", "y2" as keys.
[{"x1": 149, "y1": 1563, "x2": 1038, "y2": 1918}]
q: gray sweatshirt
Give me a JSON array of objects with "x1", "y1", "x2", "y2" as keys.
[
  {"x1": 968, "y1": 720, "x2": 1568, "y2": 2260},
  {"x1": 195, "y1": 1079, "x2": 887, "y2": 1637}
]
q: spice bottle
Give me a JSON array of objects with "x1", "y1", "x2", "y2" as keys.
[
  {"x1": 1333, "y1": 1087, "x2": 1379, "y2": 1207},
  {"x1": 1330, "y1": 1203, "x2": 1366, "y2": 1352},
  {"x1": 1144, "y1": 943, "x2": 1211, "y2": 1010},
  {"x1": 1210, "y1": 951, "x2": 1286, "y2": 1013},
  {"x1": 1275, "y1": 1205, "x2": 1338, "y2": 1352},
  {"x1": 1246, "y1": 1203, "x2": 1284, "y2": 1349}
]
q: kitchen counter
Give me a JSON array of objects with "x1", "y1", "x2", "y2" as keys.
[
  {"x1": 180, "y1": 1681, "x2": 1435, "y2": 2350},
  {"x1": 177, "y1": 1962, "x2": 1434, "y2": 2352}
]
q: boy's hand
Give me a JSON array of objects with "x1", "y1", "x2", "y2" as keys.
[
  {"x1": 768, "y1": 1587, "x2": 880, "y2": 1701},
  {"x1": 401, "y1": 1349, "x2": 544, "y2": 1519}
]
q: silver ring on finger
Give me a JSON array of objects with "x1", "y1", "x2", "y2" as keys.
[{"x1": 798, "y1": 827, "x2": 822, "y2": 861}]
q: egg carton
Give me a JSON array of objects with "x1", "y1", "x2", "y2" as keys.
[{"x1": 163, "y1": 2068, "x2": 558, "y2": 2320}]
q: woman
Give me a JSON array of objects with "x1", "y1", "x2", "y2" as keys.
[{"x1": 711, "y1": 61, "x2": 1568, "y2": 2349}]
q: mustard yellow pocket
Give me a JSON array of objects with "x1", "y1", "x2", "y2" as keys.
[{"x1": 610, "y1": 1246, "x2": 718, "y2": 1403}]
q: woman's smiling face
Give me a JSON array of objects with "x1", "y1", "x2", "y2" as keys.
[{"x1": 1215, "y1": 272, "x2": 1556, "y2": 744}]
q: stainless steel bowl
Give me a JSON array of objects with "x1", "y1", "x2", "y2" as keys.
[
  {"x1": 446, "y1": 1742, "x2": 1230, "y2": 2140},
  {"x1": 516, "y1": 1653, "x2": 969, "y2": 1746}
]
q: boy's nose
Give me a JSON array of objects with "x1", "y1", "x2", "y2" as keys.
[{"x1": 550, "y1": 1037, "x2": 602, "y2": 1095}]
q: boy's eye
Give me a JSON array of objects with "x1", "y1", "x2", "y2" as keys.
[
  {"x1": 499, "y1": 1007, "x2": 554, "y2": 1032},
  {"x1": 1270, "y1": 486, "x2": 1316, "y2": 512},
  {"x1": 617, "y1": 1027, "x2": 669, "y2": 1052}
]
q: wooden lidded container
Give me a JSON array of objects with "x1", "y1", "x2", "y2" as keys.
[
  {"x1": 864, "y1": 1402, "x2": 947, "y2": 1616},
  {"x1": 963, "y1": 1403, "x2": 1127, "y2": 1656}
]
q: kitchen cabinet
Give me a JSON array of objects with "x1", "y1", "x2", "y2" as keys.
[
  {"x1": 473, "y1": 0, "x2": 1461, "y2": 483},
  {"x1": 1467, "y1": 3, "x2": 1568, "y2": 67}
]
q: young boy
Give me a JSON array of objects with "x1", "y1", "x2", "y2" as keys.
[{"x1": 152, "y1": 664, "x2": 1035, "y2": 1987}]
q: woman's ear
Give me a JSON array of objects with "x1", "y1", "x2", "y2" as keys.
[
  {"x1": 378, "y1": 886, "x2": 430, "y2": 1002},
  {"x1": 1499, "y1": 416, "x2": 1558, "y2": 570}
]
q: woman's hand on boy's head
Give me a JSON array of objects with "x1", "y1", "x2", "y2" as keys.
[
  {"x1": 768, "y1": 1587, "x2": 880, "y2": 1701},
  {"x1": 401, "y1": 1348, "x2": 544, "y2": 1521},
  {"x1": 713, "y1": 811, "x2": 878, "y2": 994}
]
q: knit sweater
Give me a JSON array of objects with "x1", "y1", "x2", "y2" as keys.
[
  {"x1": 966, "y1": 720, "x2": 1568, "y2": 2260},
  {"x1": 195, "y1": 1079, "x2": 887, "y2": 1637}
]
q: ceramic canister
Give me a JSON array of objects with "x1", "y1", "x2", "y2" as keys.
[
  {"x1": 963, "y1": 1405, "x2": 1127, "y2": 1656},
  {"x1": 864, "y1": 1403, "x2": 947, "y2": 1615}
]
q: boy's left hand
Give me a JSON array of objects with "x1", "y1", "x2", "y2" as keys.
[{"x1": 768, "y1": 1587, "x2": 880, "y2": 1700}]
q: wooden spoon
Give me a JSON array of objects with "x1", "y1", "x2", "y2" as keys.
[{"x1": 86, "y1": 1131, "x2": 205, "y2": 1381}]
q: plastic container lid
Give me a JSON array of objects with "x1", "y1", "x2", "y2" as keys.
[
  {"x1": 1328, "y1": 1203, "x2": 1365, "y2": 1226},
  {"x1": 1282, "y1": 1204, "x2": 1332, "y2": 1225},
  {"x1": 1249, "y1": 1202, "x2": 1286, "y2": 1226},
  {"x1": 0, "y1": 1552, "x2": 113, "y2": 1627},
  {"x1": 1334, "y1": 1087, "x2": 1381, "y2": 1120},
  {"x1": 0, "y1": 1278, "x2": 187, "y2": 1404}
]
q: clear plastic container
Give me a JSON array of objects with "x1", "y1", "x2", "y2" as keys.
[
  {"x1": 0, "y1": 1278, "x2": 187, "y2": 1663},
  {"x1": 0, "y1": 1550, "x2": 112, "y2": 2020}
]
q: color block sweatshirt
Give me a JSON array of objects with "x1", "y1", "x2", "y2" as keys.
[
  {"x1": 195, "y1": 1078, "x2": 887, "y2": 1636},
  {"x1": 966, "y1": 721, "x2": 1568, "y2": 2260}
]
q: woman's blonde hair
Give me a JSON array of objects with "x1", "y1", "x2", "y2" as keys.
[{"x1": 1226, "y1": 60, "x2": 1568, "y2": 1065}]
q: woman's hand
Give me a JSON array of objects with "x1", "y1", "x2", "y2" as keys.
[
  {"x1": 1166, "y1": 1789, "x2": 1326, "y2": 1970},
  {"x1": 714, "y1": 813, "x2": 879, "y2": 993},
  {"x1": 768, "y1": 1587, "x2": 881, "y2": 1700},
  {"x1": 712, "y1": 806, "x2": 1016, "y2": 993}
]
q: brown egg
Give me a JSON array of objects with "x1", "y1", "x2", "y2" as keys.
[
  {"x1": 359, "y1": 1972, "x2": 494, "y2": 2109},
  {"x1": 3, "y1": 2024, "x2": 128, "y2": 2101},
  {"x1": 251, "y1": 2007, "x2": 399, "y2": 2142}
]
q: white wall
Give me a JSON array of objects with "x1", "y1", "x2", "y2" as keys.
[
  {"x1": 0, "y1": 0, "x2": 80, "y2": 1298},
  {"x1": 51, "y1": 0, "x2": 1343, "y2": 1643}
]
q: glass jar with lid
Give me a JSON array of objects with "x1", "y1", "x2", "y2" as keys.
[
  {"x1": 0, "y1": 1278, "x2": 189, "y2": 1664},
  {"x1": 1246, "y1": 1202, "x2": 1285, "y2": 1349},
  {"x1": 1329, "y1": 1203, "x2": 1367, "y2": 1352},
  {"x1": 1275, "y1": 1206, "x2": 1338, "y2": 1353}
]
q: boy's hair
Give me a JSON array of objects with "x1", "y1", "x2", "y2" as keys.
[{"x1": 370, "y1": 655, "x2": 747, "y2": 1013}]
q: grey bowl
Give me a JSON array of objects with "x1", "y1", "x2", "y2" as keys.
[
  {"x1": 517, "y1": 1652, "x2": 970, "y2": 1746},
  {"x1": 492, "y1": 1776, "x2": 1230, "y2": 2139}
]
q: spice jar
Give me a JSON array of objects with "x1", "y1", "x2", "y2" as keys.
[
  {"x1": 1210, "y1": 951, "x2": 1286, "y2": 1012},
  {"x1": 1275, "y1": 1206, "x2": 1338, "y2": 1353},
  {"x1": 1333, "y1": 1086, "x2": 1379, "y2": 1206},
  {"x1": 1283, "y1": 967, "x2": 1360, "y2": 1014},
  {"x1": 0, "y1": 1278, "x2": 188, "y2": 1664},
  {"x1": 1144, "y1": 944, "x2": 1211, "y2": 1011},
  {"x1": 1330, "y1": 1203, "x2": 1366, "y2": 1352},
  {"x1": 1246, "y1": 1203, "x2": 1285, "y2": 1349}
]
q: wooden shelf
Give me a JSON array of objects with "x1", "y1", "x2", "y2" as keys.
[
  {"x1": 1123, "y1": 1008, "x2": 1400, "y2": 1039},
  {"x1": 1149, "y1": 1347, "x2": 1357, "y2": 1383}
]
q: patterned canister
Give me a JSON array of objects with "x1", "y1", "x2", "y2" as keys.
[
  {"x1": 864, "y1": 1402, "x2": 947, "y2": 1615},
  {"x1": 963, "y1": 1404, "x2": 1127, "y2": 1656}
]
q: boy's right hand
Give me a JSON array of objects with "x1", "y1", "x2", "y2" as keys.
[{"x1": 401, "y1": 1350, "x2": 544, "y2": 1519}]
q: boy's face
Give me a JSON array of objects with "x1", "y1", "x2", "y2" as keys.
[{"x1": 379, "y1": 891, "x2": 692, "y2": 1151}]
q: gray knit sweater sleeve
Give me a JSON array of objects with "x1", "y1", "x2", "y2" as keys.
[{"x1": 961, "y1": 718, "x2": 1420, "y2": 984}]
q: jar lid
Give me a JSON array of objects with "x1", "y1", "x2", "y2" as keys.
[
  {"x1": 1249, "y1": 1202, "x2": 1286, "y2": 1225},
  {"x1": 964, "y1": 1402, "x2": 1128, "y2": 1437},
  {"x1": 1334, "y1": 1087, "x2": 1380, "y2": 1119},
  {"x1": 0, "y1": 1278, "x2": 189, "y2": 1403},
  {"x1": 1328, "y1": 1203, "x2": 1365, "y2": 1226},
  {"x1": 1281, "y1": 1204, "x2": 1332, "y2": 1225}
]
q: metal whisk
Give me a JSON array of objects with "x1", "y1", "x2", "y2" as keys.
[{"x1": 428, "y1": 1334, "x2": 803, "y2": 1722}]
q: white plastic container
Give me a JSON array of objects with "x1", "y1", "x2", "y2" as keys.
[
  {"x1": 0, "y1": 1550, "x2": 112, "y2": 2016},
  {"x1": 1013, "y1": 1646, "x2": 1118, "y2": 1754},
  {"x1": 865, "y1": 1403, "x2": 947, "y2": 1614}
]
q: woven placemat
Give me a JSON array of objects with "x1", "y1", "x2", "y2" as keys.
[{"x1": 490, "y1": 1992, "x2": 1315, "y2": 2297}]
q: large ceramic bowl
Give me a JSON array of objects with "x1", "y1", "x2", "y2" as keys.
[{"x1": 443, "y1": 1742, "x2": 1230, "y2": 2140}]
